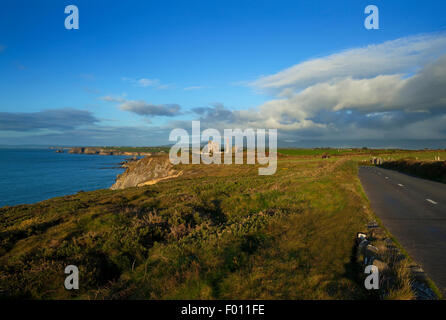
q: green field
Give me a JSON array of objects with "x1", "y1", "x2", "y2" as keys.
[
  {"x1": 101, "y1": 146, "x2": 171, "y2": 153},
  {"x1": 278, "y1": 148, "x2": 370, "y2": 156},
  {"x1": 278, "y1": 148, "x2": 446, "y2": 158},
  {"x1": 0, "y1": 150, "x2": 443, "y2": 299}
]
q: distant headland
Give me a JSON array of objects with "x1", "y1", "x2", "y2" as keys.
[{"x1": 65, "y1": 146, "x2": 170, "y2": 156}]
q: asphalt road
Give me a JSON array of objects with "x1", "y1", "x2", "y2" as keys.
[{"x1": 358, "y1": 166, "x2": 446, "y2": 296}]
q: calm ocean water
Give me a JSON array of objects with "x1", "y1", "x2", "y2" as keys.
[{"x1": 0, "y1": 148, "x2": 129, "y2": 207}]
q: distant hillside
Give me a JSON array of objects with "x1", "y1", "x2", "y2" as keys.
[{"x1": 68, "y1": 146, "x2": 170, "y2": 156}]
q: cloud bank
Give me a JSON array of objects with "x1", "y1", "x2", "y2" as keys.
[
  {"x1": 108, "y1": 32, "x2": 446, "y2": 146},
  {"x1": 211, "y1": 32, "x2": 446, "y2": 143},
  {"x1": 120, "y1": 100, "x2": 181, "y2": 117},
  {"x1": 0, "y1": 109, "x2": 98, "y2": 131},
  {"x1": 4, "y1": 32, "x2": 446, "y2": 148}
]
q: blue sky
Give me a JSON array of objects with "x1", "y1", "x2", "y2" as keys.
[{"x1": 1, "y1": 0, "x2": 446, "y2": 147}]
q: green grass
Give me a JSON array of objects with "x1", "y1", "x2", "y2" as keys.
[
  {"x1": 278, "y1": 148, "x2": 446, "y2": 160},
  {"x1": 277, "y1": 148, "x2": 404, "y2": 156},
  {"x1": 375, "y1": 219, "x2": 443, "y2": 300},
  {"x1": 101, "y1": 146, "x2": 171, "y2": 153},
  {"x1": 1, "y1": 150, "x2": 443, "y2": 299},
  {"x1": 278, "y1": 148, "x2": 359, "y2": 156}
]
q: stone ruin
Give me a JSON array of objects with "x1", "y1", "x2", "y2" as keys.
[
  {"x1": 201, "y1": 138, "x2": 242, "y2": 156},
  {"x1": 224, "y1": 138, "x2": 240, "y2": 154},
  {"x1": 202, "y1": 140, "x2": 220, "y2": 156}
]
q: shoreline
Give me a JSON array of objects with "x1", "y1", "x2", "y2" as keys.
[
  {"x1": 67, "y1": 147, "x2": 153, "y2": 156},
  {"x1": 0, "y1": 149, "x2": 134, "y2": 208}
]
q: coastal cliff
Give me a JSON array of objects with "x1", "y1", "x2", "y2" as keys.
[
  {"x1": 68, "y1": 147, "x2": 153, "y2": 156},
  {"x1": 110, "y1": 155, "x2": 182, "y2": 190}
]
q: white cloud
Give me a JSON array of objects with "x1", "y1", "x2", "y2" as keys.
[
  {"x1": 101, "y1": 95, "x2": 182, "y2": 117},
  {"x1": 100, "y1": 95, "x2": 126, "y2": 103},
  {"x1": 122, "y1": 77, "x2": 173, "y2": 90},
  {"x1": 120, "y1": 100, "x2": 181, "y2": 117},
  {"x1": 83, "y1": 33, "x2": 446, "y2": 145},
  {"x1": 120, "y1": 33, "x2": 446, "y2": 144},
  {"x1": 249, "y1": 54, "x2": 446, "y2": 125},
  {"x1": 222, "y1": 32, "x2": 446, "y2": 141},
  {"x1": 184, "y1": 86, "x2": 208, "y2": 91},
  {"x1": 250, "y1": 33, "x2": 446, "y2": 95},
  {"x1": 137, "y1": 78, "x2": 160, "y2": 87}
]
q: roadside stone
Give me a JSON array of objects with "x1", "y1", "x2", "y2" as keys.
[
  {"x1": 356, "y1": 232, "x2": 368, "y2": 246},
  {"x1": 356, "y1": 222, "x2": 439, "y2": 300},
  {"x1": 413, "y1": 282, "x2": 437, "y2": 300},
  {"x1": 364, "y1": 244, "x2": 379, "y2": 265},
  {"x1": 409, "y1": 265, "x2": 428, "y2": 281},
  {"x1": 357, "y1": 232, "x2": 367, "y2": 241},
  {"x1": 367, "y1": 221, "x2": 379, "y2": 229},
  {"x1": 358, "y1": 239, "x2": 369, "y2": 252}
]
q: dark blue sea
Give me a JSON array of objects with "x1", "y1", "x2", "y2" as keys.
[{"x1": 0, "y1": 148, "x2": 129, "y2": 207}]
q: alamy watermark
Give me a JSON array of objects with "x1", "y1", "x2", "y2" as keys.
[
  {"x1": 364, "y1": 5, "x2": 379, "y2": 30},
  {"x1": 64, "y1": 5, "x2": 79, "y2": 30},
  {"x1": 364, "y1": 265, "x2": 379, "y2": 290},
  {"x1": 63, "y1": 4, "x2": 377, "y2": 31},
  {"x1": 64, "y1": 265, "x2": 79, "y2": 290},
  {"x1": 168, "y1": 121, "x2": 277, "y2": 175}
]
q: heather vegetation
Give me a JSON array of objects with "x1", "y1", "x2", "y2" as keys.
[{"x1": 0, "y1": 149, "x2": 444, "y2": 299}]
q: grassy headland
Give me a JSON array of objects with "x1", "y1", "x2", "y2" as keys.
[
  {"x1": 68, "y1": 146, "x2": 170, "y2": 156},
  {"x1": 0, "y1": 149, "x2": 444, "y2": 299}
]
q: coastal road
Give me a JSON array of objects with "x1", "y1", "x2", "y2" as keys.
[{"x1": 358, "y1": 166, "x2": 446, "y2": 296}]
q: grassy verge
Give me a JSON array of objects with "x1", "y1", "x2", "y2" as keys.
[
  {"x1": 357, "y1": 164, "x2": 443, "y2": 299},
  {"x1": 1, "y1": 150, "x2": 443, "y2": 299},
  {"x1": 381, "y1": 224, "x2": 443, "y2": 299},
  {"x1": 1, "y1": 156, "x2": 373, "y2": 299}
]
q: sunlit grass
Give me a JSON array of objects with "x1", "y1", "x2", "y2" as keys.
[{"x1": 1, "y1": 149, "x2": 442, "y2": 299}]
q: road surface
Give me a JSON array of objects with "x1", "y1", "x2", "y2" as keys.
[{"x1": 358, "y1": 166, "x2": 446, "y2": 296}]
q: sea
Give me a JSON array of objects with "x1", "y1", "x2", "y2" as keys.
[{"x1": 0, "y1": 148, "x2": 129, "y2": 207}]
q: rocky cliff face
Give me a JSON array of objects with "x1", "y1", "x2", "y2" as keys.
[{"x1": 110, "y1": 155, "x2": 182, "y2": 190}]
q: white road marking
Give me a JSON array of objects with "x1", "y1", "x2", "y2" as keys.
[
  {"x1": 385, "y1": 177, "x2": 389, "y2": 179},
  {"x1": 426, "y1": 199, "x2": 438, "y2": 205},
  {"x1": 398, "y1": 184, "x2": 404, "y2": 187}
]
